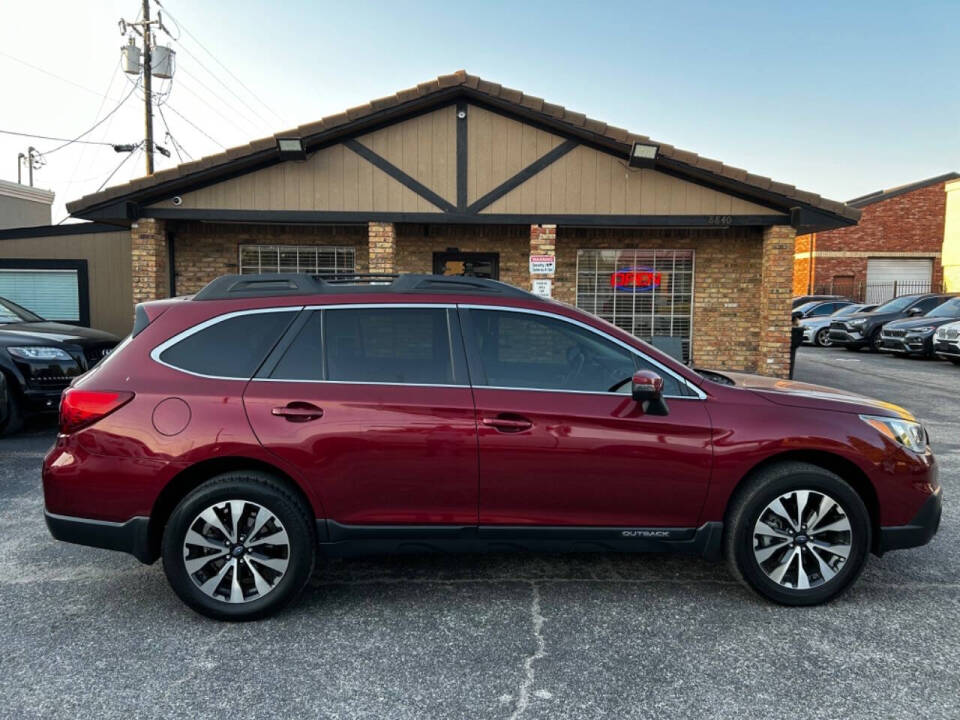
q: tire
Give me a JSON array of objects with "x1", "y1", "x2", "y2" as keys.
[
  {"x1": 843, "y1": 345, "x2": 860, "y2": 352},
  {"x1": 0, "y1": 385, "x2": 24, "y2": 436},
  {"x1": 814, "y1": 328, "x2": 832, "y2": 347},
  {"x1": 724, "y1": 462, "x2": 871, "y2": 606},
  {"x1": 951, "y1": 359, "x2": 960, "y2": 366},
  {"x1": 161, "y1": 471, "x2": 316, "y2": 621},
  {"x1": 868, "y1": 328, "x2": 883, "y2": 353}
]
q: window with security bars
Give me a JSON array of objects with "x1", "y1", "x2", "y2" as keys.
[
  {"x1": 576, "y1": 249, "x2": 694, "y2": 362},
  {"x1": 239, "y1": 245, "x2": 356, "y2": 276}
]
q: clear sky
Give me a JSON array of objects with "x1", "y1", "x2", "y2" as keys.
[{"x1": 1, "y1": 0, "x2": 957, "y2": 222}]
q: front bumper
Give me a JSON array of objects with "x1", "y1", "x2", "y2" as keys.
[
  {"x1": 828, "y1": 327, "x2": 866, "y2": 346},
  {"x1": 879, "y1": 334, "x2": 930, "y2": 355},
  {"x1": 44, "y1": 510, "x2": 154, "y2": 563},
  {"x1": 877, "y1": 486, "x2": 942, "y2": 555},
  {"x1": 934, "y1": 339, "x2": 960, "y2": 360}
]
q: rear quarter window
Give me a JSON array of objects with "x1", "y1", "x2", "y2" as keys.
[{"x1": 157, "y1": 310, "x2": 296, "y2": 378}]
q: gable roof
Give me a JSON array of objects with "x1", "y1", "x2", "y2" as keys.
[
  {"x1": 846, "y1": 171, "x2": 960, "y2": 208},
  {"x1": 66, "y1": 70, "x2": 860, "y2": 228}
]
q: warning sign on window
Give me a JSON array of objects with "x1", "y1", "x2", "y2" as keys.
[{"x1": 529, "y1": 255, "x2": 556, "y2": 274}]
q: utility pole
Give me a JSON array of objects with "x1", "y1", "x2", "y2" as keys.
[{"x1": 142, "y1": 0, "x2": 154, "y2": 175}]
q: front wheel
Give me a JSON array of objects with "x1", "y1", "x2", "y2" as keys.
[
  {"x1": 724, "y1": 462, "x2": 871, "y2": 606},
  {"x1": 0, "y1": 384, "x2": 24, "y2": 436},
  {"x1": 814, "y1": 328, "x2": 833, "y2": 347},
  {"x1": 162, "y1": 471, "x2": 316, "y2": 621}
]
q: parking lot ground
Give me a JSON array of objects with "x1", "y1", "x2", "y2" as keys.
[{"x1": 1, "y1": 347, "x2": 958, "y2": 719}]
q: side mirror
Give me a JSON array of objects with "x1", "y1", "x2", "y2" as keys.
[
  {"x1": 908, "y1": 307, "x2": 924, "y2": 316},
  {"x1": 632, "y1": 370, "x2": 669, "y2": 415}
]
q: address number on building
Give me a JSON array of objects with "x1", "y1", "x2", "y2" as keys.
[{"x1": 529, "y1": 255, "x2": 556, "y2": 274}]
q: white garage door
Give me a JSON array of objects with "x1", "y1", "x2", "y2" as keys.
[
  {"x1": 865, "y1": 258, "x2": 933, "y2": 304},
  {"x1": 0, "y1": 269, "x2": 80, "y2": 322}
]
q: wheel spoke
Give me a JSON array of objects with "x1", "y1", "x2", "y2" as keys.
[
  {"x1": 754, "y1": 539, "x2": 790, "y2": 562},
  {"x1": 247, "y1": 553, "x2": 289, "y2": 573},
  {"x1": 810, "y1": 517, "x2": 850, "y2": 535},
  {"x1": 185, "y1": 529, "x2": 228, "y2": 552},
  {"x1": 808, "y1": 545, "x2": 838, "y2": 582},
  {"x1": 200, "y1": 507, "x2": 235, "y2": 543},
  {"x1": 228, "y1": 559, "x2": 245, "y2": 603},
  {"x1": 243, "y1": 556, "x2": 273, "y2": 596},
  {"x1": 810, "y1": 539, "x2": 850, "y2": 559},
  {"x1": 796, "y1": 551, "x2": 811, "y2": 589},
  {"x1": 184, "y1": 551, "x2": 227, "y2": 575},
  {"x1": 769, "y1": 547, "x2": 800, "y2": 584},
  {"x1": 248, "y1": 506, "x2": 273, "y2": 541},
  {"x1": 228, "y1": 500, "x2": 247, "y2": 540},
  {"x1": 768, "y1": 498, "x2": 798, "y2": 531},
  {"x1": 247, "y1": 528, "x2": 289, "y2": 548},
  {"x1": 807, "y1": 496, "x2": 838, "y2": 533},
  {"x1": 794, "y1": 490, "x2": 810, "y2": 528},
  {"x1": 755, "y1": 520, "x2": 792, "y2": 541},
  {"x1": 199, "y1": 559, "x2": 233, "y2": 596}
]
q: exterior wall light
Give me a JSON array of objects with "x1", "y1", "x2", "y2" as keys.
[
  {"x1": 629, "y1": 142, "x2": 659, "y2": 168},
  {"x1": 276, "y1": 138, "x2": 306, "y2": 160}
]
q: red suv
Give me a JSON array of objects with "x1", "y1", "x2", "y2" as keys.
[{"x1": 43, "y1": 274, "x2": 941, "y2": 620}]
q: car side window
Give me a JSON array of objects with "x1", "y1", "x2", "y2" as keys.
[
  {"x1": 323, "y1": 307, "x2": 455, "y2": 385},
  {"x1": 466, "y1": 309, "x2": 685, "y2": 396},
  {"x1": 270, "y1": 311, "x2": 324, "y2": 380},
  {"x1": 158, "y1": 311, "x2": 295, "y2": 378},
  {"x1": 912, "y1": 297, "x2": 941, "y2": 314}
]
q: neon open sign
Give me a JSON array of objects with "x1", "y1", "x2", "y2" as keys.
[{"x1": 610, "y1": 266, "x2": 662, "y2": 293}]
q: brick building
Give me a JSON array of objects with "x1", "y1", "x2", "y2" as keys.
[
  {"x1": 58, "y1": 71, "x2": 858, "y2": 377},
  {"x1": 793, "y1": 172, "x2": 959, "y2": 304}
]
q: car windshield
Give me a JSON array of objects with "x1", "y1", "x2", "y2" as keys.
[
  {"x1": 0, "y1": 297, "x2": 43, "y2": 323},
  {"x1": 927, "y1": 297, "x2": 960, "y2": 318},
  {"x1": 872, "y1": 295, "x2": 919, "y2": 313},
  {"x1": 794, "y1": 301, "x2": 818, "y2": 314},
  {"x1": 831, "y1": 304, "x2": 864, "y2": 317}
]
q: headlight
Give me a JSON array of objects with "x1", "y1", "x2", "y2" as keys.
[
  {"x1": 848, "y1": 318, "x2": 867, "y2": 327},
  {"x1": 861, "y1": 414, "x2": 928, "y2": 452},
  {"x1": 7, "y1": 346, "x2": 73, "y2": 361},
  {"x1": 907, "y1": 326, "x2": 935, "y2": 334}
]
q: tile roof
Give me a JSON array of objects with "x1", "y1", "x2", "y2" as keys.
[{"x1": 66, "y1": 70, "x2": 860, "y2": 223}]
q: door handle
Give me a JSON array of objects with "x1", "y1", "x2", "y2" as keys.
[
  {"x1": 271, "y1": 402, "x2": 324, "y2": 422},
  {"x1": 481, "y1": 415, "x2": 533, "y2": 433}
]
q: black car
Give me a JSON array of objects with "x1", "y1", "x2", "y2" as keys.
[
  {"x1": 791, "y1": 294, "x2": 848, "y2": 309},
  {"x1": 827, "y1": 292, "x2": 955, "y2": 352},
  {"x1": 792, "y1": 299, "x2": 855, "y2": 320},
  {"x1": 879, "y1": 296, "x2": 960, "y2": 358},
  {"x1": 0, "y1": 297, "x2": 119, "y2": 434}
]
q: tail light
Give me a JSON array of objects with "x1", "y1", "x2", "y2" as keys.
[{"x1": 60, "y1": 389, "x2": 134, "y2": 434}]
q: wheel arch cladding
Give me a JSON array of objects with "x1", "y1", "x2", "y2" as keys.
[
  {"x1": 147, "y1": 456, "x2": 317, "y2": 562},
  {"x1": 726, "y1": 450, "x2": 881, "y2": 551}
]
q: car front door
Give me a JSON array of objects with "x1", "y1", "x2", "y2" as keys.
[
  {"x1": 460, "y1": 306, "x2": 713, "y2": 529},
  {"x1": 243, "y1": 304, "x2": 479, "y2": 526}
]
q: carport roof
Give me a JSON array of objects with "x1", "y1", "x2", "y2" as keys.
[{"x1": 66, "y1": 70, "x2": 861, "y2": 228}]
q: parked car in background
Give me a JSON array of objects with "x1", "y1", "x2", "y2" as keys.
[
  {"x1": 801, "y1": 303, "x2": 876, "y2": 347},
  {"x1": 828, "y1": 293, "x2": 955, "y2": 352},
  {"x1": 934, "y1": 320, "x2": 960, "y2": 365},
  {"x1": 879, "y1": 296, "x2": 960, "y2": 358},
  {"x1": 0, "y1": 296, "x2": 119, "y2": 435},
  {"x1": 793, "y1": 299, "x2": 854, "y2": 320},
  {"x1": 792, "y1": 294, "x2": 848, "y2": 309},
  {"x1": 43, "y1": 273, "x2": 942, "y2": 620}
]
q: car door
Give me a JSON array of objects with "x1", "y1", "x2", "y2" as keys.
[
  {"x1": 460, "y1": 306, "x2": 713, "y2": 528},
  {"x1": 243, "y1": 304, "x2": 479, "y2": 526}
]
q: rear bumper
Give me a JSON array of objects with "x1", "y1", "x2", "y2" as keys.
[
  {"x1": 44, "y1": 510, "x2": 155, "y2": 563},
  {"x1": 876, "y1": 486, "x2": 942, "y2": 555}
]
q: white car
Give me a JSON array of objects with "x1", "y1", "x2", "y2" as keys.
[{"x1": 933, "y1": 320, "x2": 960, "y2": 365}]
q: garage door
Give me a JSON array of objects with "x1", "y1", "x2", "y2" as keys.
[
  {"x1": 0, "y1": 269, "x2": 80, "y2": 322},
  {"x1": 865, "y1": 258, "x2": 933, "y2": 304}
]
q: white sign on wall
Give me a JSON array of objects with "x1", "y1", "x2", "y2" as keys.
[
  {"x1": 531, "y1": 279, "x2": 552, "y2": 298},
  {"x1": 529, "y1": 254, "x2": 556, "y2": 274}
]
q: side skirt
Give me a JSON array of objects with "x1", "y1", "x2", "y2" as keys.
[{"x1": 316, "y1": 520, "x2": 723, "y2": 560}]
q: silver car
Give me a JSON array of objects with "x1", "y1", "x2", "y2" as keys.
[{"x1": 801, "y1": 303, "x2": 876, "y2": 346}]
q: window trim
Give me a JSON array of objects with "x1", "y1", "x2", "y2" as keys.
[
  {"x1": 458, "y1": 304, "x2": 706, "y2": 400},
  {"x1": 150, "y1": 307, "x2": 302, "y2": 380}
]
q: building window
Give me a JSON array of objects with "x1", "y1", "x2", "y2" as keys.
[
  {"x1": 239, "y1": 245, "x2": 356, "y2": 275},
  {"x1": 575, "y1": 249, "x2": 694, "y2": 362}
]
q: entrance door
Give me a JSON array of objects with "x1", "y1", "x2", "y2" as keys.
[
  {"x1": 460, "y1": 306, "x2": 713, "y2": 528},
  {"x1": 433, "y1": 252, "x2": 499, "y2": 279}
]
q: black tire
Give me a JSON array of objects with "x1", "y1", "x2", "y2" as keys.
[
  {"x1": 951, "y1": 359, "x2": 960, "y2": 366},
  {"x1": 162, "y1": 471, "x2": 316, "y2": 621},
  {"x1": 868, "y1": 328, "x2": 883, "y2": 353},
  {"x1": 814, "y1": 328, "x2": 832, "y2": 347},
  {"x1": 0, "y1": 385, "x2": 24, "y2": 436},
  {"x1": 843, "y1": 344, "x2": 860, "y2": 352},
  {"x1": 724, "y1": 461, "x2": 871, "y2": 606}
]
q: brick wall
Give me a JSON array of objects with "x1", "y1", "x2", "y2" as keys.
[
  {"x1": 758, "y1": 226, "x2": 795, "y2": 378},
  {"x1": 368, "y1": 222, "x2": 396, "y2": 274},
  {"x1": 555, "y1": 227, "x2": 768, "y2": 373},
  {"x1": 131, "y1": 218, "x2": 169, "y2": 304},
  {"x1": 171, "y1": 222, "x2": 368, "y2": 294},
  {"x1": 793, "y1": 181, "x2": 949, "y2": 295}
]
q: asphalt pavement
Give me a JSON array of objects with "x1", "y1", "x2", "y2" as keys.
[{"x1": 1, "y1": 347, "x2": 958, "y2": 719}]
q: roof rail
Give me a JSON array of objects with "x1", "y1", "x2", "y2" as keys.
[{"x1": 192, "y1": 273, "x2": 539, "y2": 301}]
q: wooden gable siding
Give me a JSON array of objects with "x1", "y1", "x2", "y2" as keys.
[
  {"x1": 355, "y1": 105, "x2": 457, "y2": 205},
  {"x1": 154, "y1": 143, "x2": 442, "y2": 213},
  {"x1": 481, "y1": 144, "x2": 782, "y2": 216},
  {"x1": 466, "y1": 105, "x2": 565, "y2": 205}
]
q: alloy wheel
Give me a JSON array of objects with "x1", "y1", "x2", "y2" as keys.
[
  {"x1": 752, "y1": 490, "x2": 852, "y2": 590},
  {"x1": 182, "y1": 499, "x2": 290, "y2": 604},
  {"x1": 815, "y1": 328, "x2": 833, "y2": 347}
]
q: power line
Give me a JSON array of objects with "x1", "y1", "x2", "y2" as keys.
[
  {"x1": 96, "y1": 142, "x2": 143, "y2": 192},
  {"x1": 157, "y1": 104, "x2": 192, "y2": 162},
  {"x1": 40, "y1": 80, "x2": 141, "y2": 156},
  {"x1": 0, "y1": 129, "x2": 116, "y2": 147},
  {"x1": 163, "y1": 103, "x2": 225, "y2": 149},
  {"x1": 174, "y1": 64, "x2": 268, "y2": 135},
  {"x1": 174, "y1": 76, "x2": 263, "y2": 137},
  {"x1": 0, "y1": 49, "x2": 128, "y2": 103},
  {"x1": 154, "y1": 1, "x2": 285, "y2": 126}
]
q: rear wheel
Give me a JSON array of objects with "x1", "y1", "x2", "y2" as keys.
[
  {"x1": 161, "y1": 471, "x2": 315, "y2": 620},
  {"x1": 725, "y1": 462, "x2": 871, "y2": 606},
  {"x1": 0, "y1": 385, "x2": 24, "y2": 436},
  {"x1": 814, "y1": 328, "x2": 833, "y2": 347}
]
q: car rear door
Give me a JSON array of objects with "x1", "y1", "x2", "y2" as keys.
[
  {"x1": 243, "y1": 304, "x2": 479, "y2": 526},
  {"x1": 460, "y1": 306, "x2": 713, "y2": 528}
]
